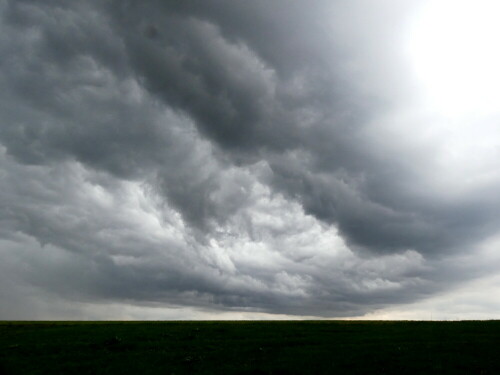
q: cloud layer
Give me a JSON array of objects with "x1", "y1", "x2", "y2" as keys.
[{"x1": 2, "y1": 0, "x2": 500, "y2": 319}]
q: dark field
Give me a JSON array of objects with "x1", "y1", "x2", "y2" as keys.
[{"x1": 1, "y1": 321, "x2": 500, "y2": 374}]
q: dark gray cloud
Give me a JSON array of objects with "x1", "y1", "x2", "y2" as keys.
[{"x1": 1, "y1": 0, "x2": 500, "y2": 319}]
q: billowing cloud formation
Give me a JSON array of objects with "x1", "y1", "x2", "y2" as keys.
[{"x1": 2, "y1": 0, "x2": 500, "y2": 319}]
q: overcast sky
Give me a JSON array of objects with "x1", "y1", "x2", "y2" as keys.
[{"x1": 2, "y1": 0, "x2": 500, "y2": 320}]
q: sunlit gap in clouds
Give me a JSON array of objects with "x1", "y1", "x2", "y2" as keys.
[
  {"x1": 406, "y1": 0, "x2": 500, "y2": 118},
  {"x1": 399, "y1": 0, "x2": 500, "y2": 183}
]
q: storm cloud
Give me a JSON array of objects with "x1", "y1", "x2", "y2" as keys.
[{"x1": 2, "y1": 0, "x2": 500, "y2": 319}]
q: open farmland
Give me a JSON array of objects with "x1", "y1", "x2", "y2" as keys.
[{"x1": 1, "y1": 320, "x2": 500, "y2": 374}]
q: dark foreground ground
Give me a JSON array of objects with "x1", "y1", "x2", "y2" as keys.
[{"x1": 1, "y1": 320, "x2": 500, "y2": 374}]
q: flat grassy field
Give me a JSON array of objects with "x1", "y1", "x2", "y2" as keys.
[{"x1": 1, "y1": 320, "x2": 500, "y2": 374}]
